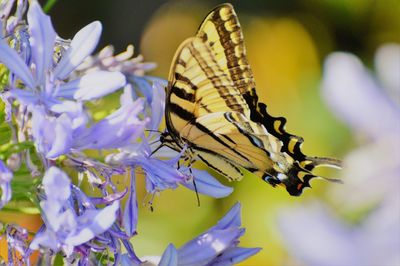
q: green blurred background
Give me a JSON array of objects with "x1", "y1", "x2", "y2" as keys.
[{"x1": 41, "y1": 0, "x2": 399, "y2": 265}]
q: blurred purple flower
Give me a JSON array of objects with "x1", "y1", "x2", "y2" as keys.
[
  {"x1": 278, "y1": 44, "x2": 400, "y2": 266},
  {"x1": 374, "y1": 43, "x2": 400, "y2": 105},
  {"x1": 3, "y1": 224, "x2": 29, "y2": 265},
  {"x1": 322, "y1": 44, "x2": 400, "y2": 207},
  {"x1": 279, "y1": 201, "x2": 400, "y2": 266},
  {"x1": 322, "y1": 46, "x2": 399, "y2": 141},
  {"x1": 76, "y1": 44, "x2": 156, "y2": 76},
  {"x1": 0, "y1": 1, "x2": 125, "y2": 114},
  {"x1": 155, "y1": 202, "x2": 261, "y2": 266},
  {"x1": 0, "y1": 159, "x2": 12, "y2": 209},
  {"x1": 30, "y1": 167, "x2": 120, "y2": 256}
]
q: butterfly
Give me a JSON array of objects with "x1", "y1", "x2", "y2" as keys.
[{"x1": 160, "y1": 3, "x2": 341, "y2": 196}]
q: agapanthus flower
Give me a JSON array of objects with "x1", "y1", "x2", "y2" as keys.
[
  {"x1": 30, "y1": 85, "x2": 147, "y2": 158},
  {"x1": 0, "y1": 1, "x2": 125, "y2": 115},
  {"x1": 143, "y1": 202, "x2": 261, "y2": 266},
  {"x1": 106, "y1": 140, "x2": 233, "y2": 199},
  {"x1": 2, "y1": 224, "x2": 29, "y2": 265},
  {"x1": 278, "y1": 44, "x2": 400, "y2": 266},
  {"x1": 30, "y1": 167, "x2": 120, "y2": 257},
  {"x1": 278, "y1": 201, "x2": 400, "y2": 266},
  {"x1": 322, "y1": 44, "x2": 400, "y2": 208},
  {"x1": 0, "y1": 0, "x2": 27, "y2": 38},
  {"x1": 76, "y1": 44, "x2": 157, "y2": 76},
  {"x1": 0, "y1": 1, "x2": 260, "y2": 265},
  {"x1": 0, "y1": 159, "x2": 12, "y2": 209}
]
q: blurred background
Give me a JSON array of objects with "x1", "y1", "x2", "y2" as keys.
[{"x1": 17, "y1": 0, "x2": 398, "y2": 264}]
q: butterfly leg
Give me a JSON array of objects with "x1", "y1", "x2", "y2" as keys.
[{"x1": 187, "y1": 155, "x2": 201, "y2": 207}]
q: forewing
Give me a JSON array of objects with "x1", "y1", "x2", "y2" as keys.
[
  {"x1": 166, "y1": 37, "x2": 251, "y2": 135},
  {"x1": 196, "y1": 3, "x2": 256, "y2": 96}
]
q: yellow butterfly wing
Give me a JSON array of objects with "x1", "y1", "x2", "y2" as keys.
[
  {"x1": 164, "y1": 3, "x2": 341, "y2": 195},
  {"x1": 196, "y1": 3, "x2": 256, "y2": 96}
]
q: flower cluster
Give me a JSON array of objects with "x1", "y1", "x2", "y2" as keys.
[
  {"x1": 0, "y1": 1, "x2": 259, "y2": 264},
  {"x1": 278, "y1": 44, "x2": 400, "y2": 266}
]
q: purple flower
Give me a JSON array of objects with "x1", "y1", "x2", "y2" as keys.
[
  {"x1": 74, "y1": 85, "x2": 148, "y2": 150},
  {"x1": 3, "y1": 224, "x2": 29, "y2": 265},
  {"x1": 322, "y1": 46, "x2": 399, "y2": 141},
  {"x1": 0, "y1": 0, "x2": 27, "y2": 38},
  {"x1": 0, "y1": 159, "x2": 12, "y2": 209},
  {"x1": 107, "y1": 142, "x2": 233, "y2": 199},
  {"x1": 76, "y1": 44, "x2": 156, "y2": 76},
  {"x1": 30, "y1": 85, "x2": 147, "y2": 158},
  {"x1": 322, "y1": 44, "x2": 400, "y2": 208},
  {"x1": 0, "y1": 1, "x2": 125, "y2": 114},
  {"x1": 30, "y1": 167, "x2": 120, "y2": 256},
  {"x1": 278, "y1": 44, "x2": 400, "y2": 266},
  {"x1": 123, "y1": 171, "x2": 138, "y2": 237},
  {"x1": 278, "y1": 201, "x2": 400, "y2": 266},
  {"x1": 155, "y1": 202, "x2": 261, "y2": 266}
]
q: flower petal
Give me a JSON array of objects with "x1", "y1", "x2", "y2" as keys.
[
  {"x1": 123, "y1": 172, "x2": 138, "y2": 237},
  {"x1": 141, "y1": 157, "x2": 185, "y2": 193},
  {"x1": 65, "y1": 201, "x2": 120, "y2": 246},
  {"x1": 59, "y1": 71, "x2": 126, "y2": 101},
  {"x1": 322, "y1": 52, "x2": 400, "y2": 140},
  {"x1": 27, "y1": 1, "x2": 56, "y2": 85},
  {"x1": 75, "y1": 97, "x2": 145, "y2": 150},
  {"x1": 42, "y1": 167, "x2": 71, "y2": 202},
  {"x1": 159, "y1": 244, "x2": 178, "y2": 266},
  {"x1": 53, "y1": 21, "x2": 102, "y2": 80},
  {"x1": 45, "y1": 114, "x2": 74, "y2": 158},
  {"x1": 178, "y1": 228, "x2": 243, "y2": 266},
  {"x1": 211, "y1": 247, "x2": 261, "y2": 265},
  {"x1": 213, "y1": 202, "x2": 242, "y2": 230},
  {"x1": 30, "y1": 107, "x2": 74, "y2": 158},
  {"x1": 375, "y1": 43, "x2": 400, "y2": 105},
  {"x1": 278, "y1": 205, "x2": 362, "y2": 266},
  {"x1": 330, "y1": 137, "x2": 400, "y2": 209},
  {"x1": 0, "y1": 0, "x2": 15, "y2": 19},
  {"x1": 0, "y1": 160, "x2": 13, "y2": 209},
  {"x1": 149, "y1": 81, "x2": 166, "y2": 131},
  {"x1": 9, "y1": 88, "x2": 38, "y2": 105},
  {"x1": 0, "y1": 41, "x2": 35, "y2": 88},
  {"x1": 180, "y1": 169, "x2": 233, "y2": 198}
]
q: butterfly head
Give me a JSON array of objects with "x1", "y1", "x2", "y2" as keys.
[{"x1": 159, "y1": 130, "x2": 183, "y2": 152}]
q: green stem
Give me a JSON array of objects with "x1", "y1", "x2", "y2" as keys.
[{"x1": 43, "y1": 0, "x2": 58, "y2": 13}]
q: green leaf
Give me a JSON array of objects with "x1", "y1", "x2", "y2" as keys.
[
  {"x1": 0, "y1": 141, "x2": 34, "y2": 160},
  {"x1": 0, "y1": 65, "x2": 9, "y2": 91}
]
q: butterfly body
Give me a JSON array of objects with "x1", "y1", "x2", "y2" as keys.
[{"x1": 162, "y1": 3, "x2": 341, "y2": 196}]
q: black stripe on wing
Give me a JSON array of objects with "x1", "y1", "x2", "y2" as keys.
[{"x1": 242, "y1": 88, "x2": 310, "y2": 169}]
